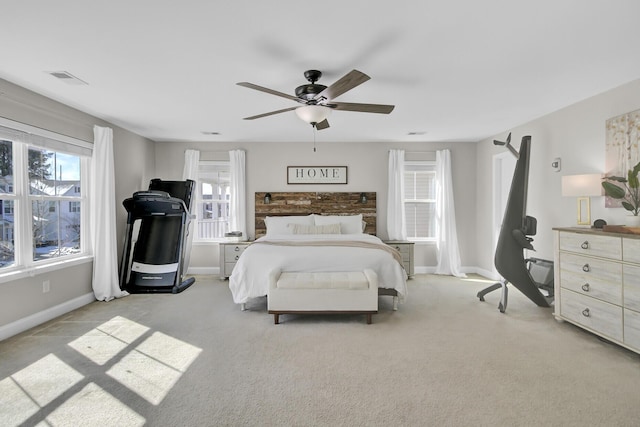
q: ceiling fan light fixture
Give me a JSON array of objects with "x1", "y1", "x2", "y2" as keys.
[{"x1": 295, "y1": 105, "x2": 331, "y2": 125}]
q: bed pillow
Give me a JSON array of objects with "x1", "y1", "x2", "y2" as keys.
[
  {"x1": 265, "y1": 215, "x2": 314, "y2": 235},
  {"x1": 290, "y1": 223, "x2": 341, "y2": 235},
  {"x1": 314, "y1": 214, "x2": 363, "y2": 234}
]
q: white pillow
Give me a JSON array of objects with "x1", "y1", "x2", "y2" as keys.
[
  {"x1": 315, "y1": 214, "x2": 363, "y2": 234},
  {"x1": 265, "y1": 215, "x2": 314, "y2": 235},
  {"x1": 290, "y1": 223, "x2": 341, "y2": 235}
]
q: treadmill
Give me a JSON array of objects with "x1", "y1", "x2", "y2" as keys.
[{"x1": 119, "y1": 179, "x2": 196, "y2": 294}]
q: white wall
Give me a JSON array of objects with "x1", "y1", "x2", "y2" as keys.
[
  {"x1": 154, "y1": 139, "x2": 478, "y2": 272},
  {"x1": 475, "y1": 78, "x2": 640, "y2": 274},
  {"x1": 0, "y1": 78, "x2": 155, "y2": 332}
]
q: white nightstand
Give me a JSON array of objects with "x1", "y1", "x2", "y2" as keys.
[
  {"x1": 384, "y1": 240, "x2": 414, "y2": 278},
  {"x1": 219, "y1": 241, "x2": 251, "y2": 280}
]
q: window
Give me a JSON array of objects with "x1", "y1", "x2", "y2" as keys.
[
  {"x1": 404, "y1": 161, "x2": 436, "y2": 241},
  {"x1": 0, "y1": 123, "x2": 91, "y2": 273},
  {"x1": 195, "y1": 161, "x2": 230, "y2": 241}
]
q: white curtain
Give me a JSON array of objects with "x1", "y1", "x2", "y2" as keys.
[
  {"x1": 229, "y1": 149, "x2": 246, "y2": 239},
  {"x1": 90, "y1": 126, "x2": 128, "y2": 301},
  {"x1": 182, "y1": 149, "x2": 200, "y2": 183},
  {"x1": 181, "y1": 149, "x2": 200, "y2": 273},
  {"x1": 435, "y1": 149, "x2": 466, "y2": 278},
  {"x1": 387, "y1": 149, "x2": 407, "y2": 240}
]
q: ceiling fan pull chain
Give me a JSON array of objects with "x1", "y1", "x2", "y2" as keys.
[{"x1": 313, "y1": 124, "x2": 317, "y2": 152}]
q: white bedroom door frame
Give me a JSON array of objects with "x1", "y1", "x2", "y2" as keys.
[{"x1": 492, "y1": 151, "x2": 517, "y2": 278}]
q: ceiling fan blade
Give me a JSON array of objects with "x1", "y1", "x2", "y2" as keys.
[
  {"x1": 237, "y1": 82, "x2": 302, "y2": 103},
  {"x1": 328, "y1": 102, "x2": 395, "y2": 114},
  {"x1": 315, "y1": 69, "x2": 370, "y2": 101},
  {"x1": 242, "y1": 106, "x2": 298, "y2": 120},
  {"x1": 315, "y1": 119, "x2": 330, "y2": 130}
]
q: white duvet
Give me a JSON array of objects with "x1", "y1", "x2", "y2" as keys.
[{"x1": 228, "y1": 234, "x2": 408, "y2": 304}]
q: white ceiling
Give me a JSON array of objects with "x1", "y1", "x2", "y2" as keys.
[{"x1": 2, "y1": 1, "x2": 640, "y2": 144}]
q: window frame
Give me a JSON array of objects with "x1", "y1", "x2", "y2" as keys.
[
  {"x1": 193, "y1": 160, "x2": 231, "y2": 243},
  {"x1": 0, "y1": 120, "x2": 92, "y2": 281},
  {"x1": 404, "y1": 160, "x2": 437, "y2": 242}
]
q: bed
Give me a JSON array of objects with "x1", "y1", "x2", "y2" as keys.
[{"x1": 228, "y1": 212, "x2": 408, "y2": 308}]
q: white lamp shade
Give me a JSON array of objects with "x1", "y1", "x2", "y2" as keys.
[
  {"x1": 295, "y1": 105, "x2": 331, "y2": 124},
  {"x1": 561, "y1": 174, "x2": 603, "y2": 197}
]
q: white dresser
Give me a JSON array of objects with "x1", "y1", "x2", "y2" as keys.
[
  {"x1": 219, "y1": 241, "x2": 251, "y2": 280},
  {"x1": 553, "y1": 227, "x2": 640, "y2": 353}
]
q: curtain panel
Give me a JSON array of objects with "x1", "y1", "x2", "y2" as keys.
[
  {"x1": 435, "y1": 149, "x2": 466, "y2": 278},
  {"x1": 181, "y1": 149, "x2": 200, "y2": 273},
  {"x1": 387, "y1": 149, "x2": 407, "y2": 240},
  {"x1": 229, "y1": 149, "x2": 247, "y2": 239},
  {"x1": 90, "y1": 126, "x2": 128, "y2": 301}
]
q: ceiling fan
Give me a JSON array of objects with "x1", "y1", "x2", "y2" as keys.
[{"x1": 237, "y1": 69, "x2": 394, "y2": 130}]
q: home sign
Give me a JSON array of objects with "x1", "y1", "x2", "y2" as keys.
[{"x1": 287, "y1": 166, "x2": 348, "y2": 184}]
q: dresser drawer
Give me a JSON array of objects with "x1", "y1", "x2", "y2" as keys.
[
  {"x1": 623, "y1": 238, "x2": 640, "y2": 264},
  {"x1": 559, "y1": 251, "x2": 622, "y2": 297},
  {"x1": 624, "y1": 309, "x2": 640, "y2": 351},
  {"x1": 559, "y1": 252, "x2": 622, "y2": 305},
  {"x1": 559, "y1": 232, "x2": 621, "y2": 260},
  {"x1": 225, "y1": 244, "x2": 248, "y2": 259},
  {"x1": 224, "y1": 262, "x2": 238, "y2": 277},
  {"x1": 560, "y1": 270, "x2": 622, "y2": 305},
  {"x1": 624, "y1": 264, "x2": 640, "y2": 312},
  {"x1": 560, "y1": 289, "x2": 623, "y2": 342}
]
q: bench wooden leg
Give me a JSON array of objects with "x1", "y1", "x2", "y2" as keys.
[
  {"x1": 274, "y1": 313, "x2": 280, "y2": 324},
  {"x1": 366, "y1": 313, "x2": 372, "y2": 324}
]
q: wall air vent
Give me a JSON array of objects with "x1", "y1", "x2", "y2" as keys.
[{"x1": 47, "y1": 71, "x2": 88, "y2": 85}]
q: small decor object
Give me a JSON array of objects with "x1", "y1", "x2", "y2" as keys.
[
  {"x1": 287, "y1": 166, "x2": 347, "y2": 184},
  {"x1": 593, "y1": 219, "x2": 607, "y2": 229},
  {"x1": 602, "y1": 161, "x2": 640, "y2": 225},
  {"x1": 263, "y1": 193, "x2": 271, "y2": 204}
]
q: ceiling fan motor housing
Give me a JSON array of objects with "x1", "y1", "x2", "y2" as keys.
[{"x1": 295, "y1": 84, "x2": 327, "y2": 101}]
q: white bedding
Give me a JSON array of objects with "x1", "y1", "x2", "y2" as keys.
[{"x1": 228, "y1": 234, "x2": 408, "y2": 304}]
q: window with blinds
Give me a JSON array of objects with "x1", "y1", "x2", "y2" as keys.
[{"x1": 404, "y1": 161, "x2": 436, "y2": 240}]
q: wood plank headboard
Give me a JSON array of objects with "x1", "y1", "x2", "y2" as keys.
[{"x1": 254, "y1": 192, "x2": 376, "y2": 237}]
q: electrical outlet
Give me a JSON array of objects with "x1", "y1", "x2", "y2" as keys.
[{"x1": 42, "y1": 280, "x2": 50, "y2": 293}]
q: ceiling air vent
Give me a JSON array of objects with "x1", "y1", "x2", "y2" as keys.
[{"x1": 47, "y1": 71, "x2": 88, "y2": 85}]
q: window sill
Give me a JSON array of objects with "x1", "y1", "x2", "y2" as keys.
[
  {"x1": 0, "y1": 255, "x2": 94, "y2": 284},
  {"x1": 408, "y1": 239, "x2": 437, "y2": 245}
]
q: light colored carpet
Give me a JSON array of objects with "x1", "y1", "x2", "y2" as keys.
[{"x1": 2, "y1": 274, "x2": 640, "y2": 426}]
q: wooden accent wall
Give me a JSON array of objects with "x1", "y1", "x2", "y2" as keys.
[{"x1": 255, "y1": 192, "x2": 376, "y2": 237}]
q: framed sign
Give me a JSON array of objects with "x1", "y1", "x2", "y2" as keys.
[{"x1": 287, "y1": 166, "x2": 348, "y2": 184}]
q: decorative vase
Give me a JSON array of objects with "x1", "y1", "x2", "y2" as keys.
[{"x1": 626, "y1": 215, "x2": 640, "y2": 228}]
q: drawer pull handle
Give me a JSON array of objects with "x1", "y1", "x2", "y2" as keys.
[
  {"x1": 581, "y1": 283, "x2": 590, "y2": 292},
  {"x1": 235, "y1": 255, "x2": 240, "y2": 261},
  {"x1": 581, "y1": 241, "x2": 589, "y2": 249},
  {"x1": 582, "y1": 308, "x2": 590, "y2": 317},
  {"x1": 234, "y1": 247, "x2": 240, "y2": 252},
  {"x1": 582, "y1": 264, "x2": 590, "y2": 272}
]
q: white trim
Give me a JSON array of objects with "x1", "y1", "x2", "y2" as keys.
[
  {"x1": 0, "y1": 116, "x2": 92, "y2": 149},
  {"x1": 186, "y1": 266, "x2": 219, "y2": 276},
  {"x1": 0, "y1": 292, "x2": 95, "y2": 341},
  {"x1": 0, "y1": 256, "x2": 93, "y2": 284},
  {"x1": 414, "y1": 265, "x2": 496, "y2": 280}
]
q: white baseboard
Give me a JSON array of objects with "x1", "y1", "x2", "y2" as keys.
[
  {"x1": 0, "y1": 292, "x2": 96, "y2": 342},
  {"x1": 414, "y1": 266, "x2": 495, "y2": 280},
  {"x1": 186, "y1": 267, "x2": 219, "y2": 276}
]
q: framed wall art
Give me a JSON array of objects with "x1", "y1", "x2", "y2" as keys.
[
  {"x1": 605, "y1": 109, "x2": 640, "y2": 207},
  {"x1": 287, "y1": 166, "x2": 348, "y2": 184}
]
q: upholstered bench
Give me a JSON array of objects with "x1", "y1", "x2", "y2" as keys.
[{"x1": 267, "y1": 269, "x2": 378, "y2": 324}]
